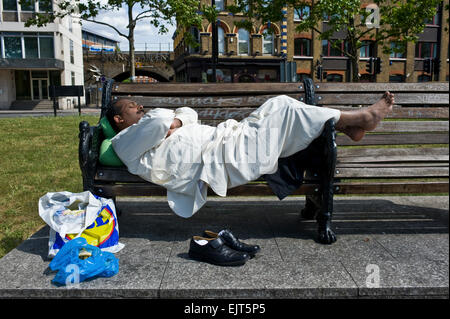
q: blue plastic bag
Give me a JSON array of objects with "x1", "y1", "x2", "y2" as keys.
[{"x1": 49, "y1": 237, "x2": 119, "y2": 286}]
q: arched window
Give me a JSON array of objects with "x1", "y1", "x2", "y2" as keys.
[
  {"x1": 218, "y1": 26, "x2": 225, "y2": 54},
  {"x1": 262, "y1": 29, "x2": 275, "y2": 55},
  {"x1": 294, "y1": 38, "x2": 311, "y2": 56},
  {"x1": 238, "y1": 28, "x2": 250, "y2": 55}
]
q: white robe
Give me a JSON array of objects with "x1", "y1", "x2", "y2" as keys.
[{"x1": 111, "y1": 95, "x2": 341, "y2": 218}]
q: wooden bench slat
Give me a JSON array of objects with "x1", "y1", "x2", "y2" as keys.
[
  {"x1": 369, "y1": 121, "x2": 448, "y2": 133},
  {"x1": 334, "y1": 181, "x2": 448, "y2": 194},
  {"x1": 334, "y1": 167, "x2": 449, "y2": 178},
  {"x1": 336, "y1": 133, "x2": 449, "y2": 146},
  {"x1": 337, "y1": 155, "x2": 449, "y2": 164},
  {"x1": 314, "y1": 82, "x2": 450, "y2": 93},
  {"x1": 96, "y1": 165, "x2": 449, "y2": 183},
  {"x1": 94, "y1": 182, "x2": 321, "y2": 197},
  {"x1": 113, "y1": 83, "x2": 306, "y2": 96},
  {"x1": 131, "y1": 95, "x2": 295, "y2": 108},
  {"x1": 134, "y1": 106, "x2": 448, "y2": 122},
  {"x1": 112, "y1": 82, "x2": 449, "y2": 95},
  {"x1": 93, "y1": 180, "x2": 448, "y2": 198},
  {"x1": 337, "y1": 163, "x2": 449, "y2": 168},
  {"x1": 196, "y1": 107, "x2": 449, "y2": 121},
  {"x1": 338, "y1": 147, "x2": 448, "y2": 158},
  {"x1": 317, "y1": 93, "x2": 449, "y2": 105}
]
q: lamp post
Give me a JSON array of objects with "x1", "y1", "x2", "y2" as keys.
[{"x1": 211, "y1": 0, "x2": 218, "y2": 82}]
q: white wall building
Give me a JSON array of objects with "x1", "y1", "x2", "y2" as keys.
[{"x1": 0, "y1": 0, "x2": 84, "y2": 110}]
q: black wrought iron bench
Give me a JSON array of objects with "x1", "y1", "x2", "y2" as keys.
[{"x1": 79, "y1": 80, "x2": 449, "y2": 244}]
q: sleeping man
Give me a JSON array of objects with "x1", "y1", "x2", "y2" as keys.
[{"x1": 107, "y1": 93, "x2": 394, "y2": 218}]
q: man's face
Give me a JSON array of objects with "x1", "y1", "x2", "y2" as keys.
[{"x1": 114, "y1": 99, "x2": 145, "y2": 131}]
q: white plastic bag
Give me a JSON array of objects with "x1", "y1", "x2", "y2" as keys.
[{"x1": 38, "y1": 191, "x2": 124, "y2": 258}]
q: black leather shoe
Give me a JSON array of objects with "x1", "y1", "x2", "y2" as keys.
[
  {"x1": 188, "y1": 236, "x2": 250, "y2": 266},
  {"x1": 203, "y1": 229, "x2": 261, "y2": 258}
]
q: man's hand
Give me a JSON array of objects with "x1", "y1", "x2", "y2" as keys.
[{"x1": 166, "y1": 118, "x2": 182, "y2": 138}]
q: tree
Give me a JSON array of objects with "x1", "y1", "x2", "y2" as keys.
[
  {"x1": 227, "y1": 0, "x2": 444, "y2": 82},
  {"x1": 21, "y1": 0, "x2": 203, "y2": 82}
]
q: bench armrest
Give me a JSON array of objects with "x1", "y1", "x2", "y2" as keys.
[{"x1": 79, "y1": 121, "x2": 101, "y2": 192}]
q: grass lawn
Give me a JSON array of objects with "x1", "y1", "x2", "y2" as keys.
[{"x1": 0, "y1": 115, "x2": 99, "y2": 258}]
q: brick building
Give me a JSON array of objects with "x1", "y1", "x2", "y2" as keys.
[{"x1": 173, "y1": 0, "x2": 449, "y2": 83}]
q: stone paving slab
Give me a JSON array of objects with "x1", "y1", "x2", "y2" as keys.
[{"x1": 0, "y1": 196, "x2": 448, "y2": 299}]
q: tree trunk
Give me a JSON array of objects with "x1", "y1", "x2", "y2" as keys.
[
  {"x1": 347, "y1": 18, "x2": 360, "y2": 83},
  {"x1": 129, "y1": 34, "x2": 135, "y2": 82},
  {"x1": 128, "y1": 3, "x2": 135, "y2": 83},
  {"x1": 350, "y1": 57, "x2": 359, "y2": 82}
]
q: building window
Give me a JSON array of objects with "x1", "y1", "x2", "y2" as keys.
[
  {"x1": 2, "y1": 0, "x2": 17, "y2": 10},
  {"x1": 262, "y1": 29, "x2": 275, "y2": 55},
  {"x1": 360, "y1": 74, "x2": 375, "y2": 82},
  {"x1": 71, "y1": 72, "x2": 76, "y2": 85},
  {"x1": 215, "y1": 0, "x2": 225, "y2": 11},
  {"x1": 39, "y1": 36, "x2": 54, "y2": 58},
  {"x1": 21, "y1": 0, "x2": 35, "y2": 11},
  {"x1": 390, "y1": 42, "x2": 406, "y2": 58},
  {"x1": 415, "y1": 42, "x2": 438, "y2": 59},
  {"x1": 218, "y1": 26, "x2": 225, "y2": 54},
  {"x1": 70, "y1": 39, "x2": 74, "y2": 63},
  {"x1": 188, "y1": 27, "x2": 200, "y2": 54},
  {"x1": 322, "y1": 39, "x2": 347, "y2": 57},
  {"x1": 389, "y1": 74, "x2": 405, "y2": 82},
  {"x1": 326, "y1": 73, "x2": 343, "y2": 82},
  {"x1": 24, "y1": 36, "x2": 39, "y2": 58},
  {"x1": 294, "y1": 38, "x2": 311, "y2": 56},
  {"x1": 38, "y1": 0, "x2": 52, "y2": 12},
  {"x1": 359, "y1": 41, "x2": 374, "y2": 58},
  {"x1": 1, "y1": 32, "x2": 54, "y2": 59},
  {"x1": 238, "y1": 28, "x2": 250, "y2": 55},
  {"x1": 418, "y1": 74, "x2": 432, "y2": 82},
  {"x1": 4, "y1": 35, "x2": 22, "y2": 58},
  {"x1": 294, "y1": 5, "x2": 310, "y2": 21},
  {"x1": 424, "y1": 11, "x2": 440, "y2": 25},
  {"x1": 207, "y1": 68, "x2": 231, "y2": 83},
  {"x1": 257, "y1": 69, "x2": 278, "y2": 82}
]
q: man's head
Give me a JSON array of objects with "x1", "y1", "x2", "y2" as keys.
[{"x1": 106, "y1": 98, "x2": 145, "y2": 132}]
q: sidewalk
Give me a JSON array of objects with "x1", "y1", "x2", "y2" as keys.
[
  {"x1": 0, "y1": 196, "x2": 448, "y2": 299},
  {"x1": 0, "y1": 107, "x2": 101, "y2": 118}
]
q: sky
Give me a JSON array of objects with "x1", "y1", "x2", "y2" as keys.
[{"x1": 80, "y1": 3, "x2": 176, "y2": 52}]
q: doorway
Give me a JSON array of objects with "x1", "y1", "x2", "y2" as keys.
[
  {"x1": 32, "y1": 79, "x2": 49, "y2": 100},
  {"x1": 31, "y1": 70, "x2": 49, "y2": 100}
]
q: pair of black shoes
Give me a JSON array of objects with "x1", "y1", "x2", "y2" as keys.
[{"x1": 188, "y1": 229, "x2": 261, "y2": 266}]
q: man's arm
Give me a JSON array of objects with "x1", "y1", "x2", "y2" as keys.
[
  {"x1": 166, "y1": 107, "x2": 198, "y2": 137},
  {"x1": 174, "y1": 107, "x2": 198, "y2": 126}
]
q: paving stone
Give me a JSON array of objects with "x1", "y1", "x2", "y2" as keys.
[{"x1": 0, "y1": 196, "x2": 447, "y2": 298}]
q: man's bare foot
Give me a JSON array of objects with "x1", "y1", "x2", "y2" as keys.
[
  {"x1": 336, "y1": 91, "x2": 394, "y2": 141},
  {"x1": 342, "y1": 126, "x2": 365, "y2": 142},
  {"x1": 363, "y1": 91, "x2": 395, "y2": 131}
]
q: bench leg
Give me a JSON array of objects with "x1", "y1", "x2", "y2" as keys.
[
  {"x1": 316, "y1": 119, "x2": 337, "y2": 244},
  {"x1": 301, "y1": 194, "x2": 320, "y2": 220}
]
